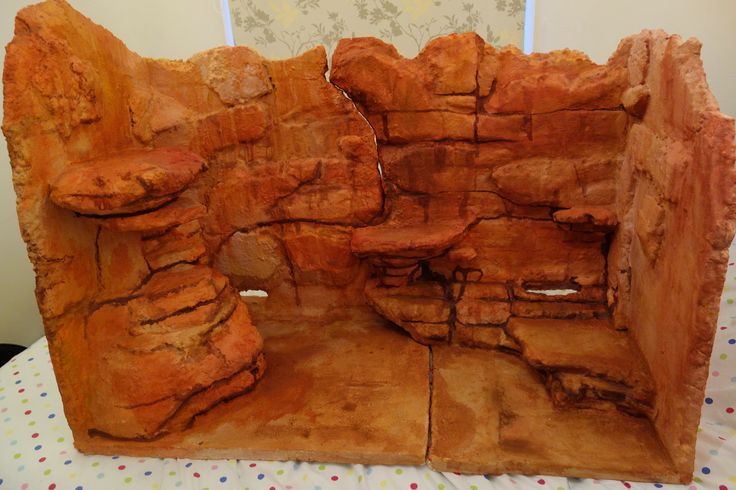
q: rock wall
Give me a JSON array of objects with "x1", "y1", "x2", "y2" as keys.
[
  {"x1": 4, "y1": 1, "x2": 736, "y2": 478},
  {"x1": 611, "y1": 31, "x2": 736, "y2": 479},
  {"x1": 2, "y1": 0, "x2": 382, "y2": 440},
  {"x1": 331, "y1": 33, "x2": 629, "y2": 348}
]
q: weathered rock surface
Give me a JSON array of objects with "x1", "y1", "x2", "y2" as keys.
[
  {"x1": 332, "y1": 35, "x2": 624, "y2": 354},
  {"x1": 74, "y1": 316, "x2": 431, "y2": 466},
  {"x1": 429, "y1": 347, "x2": 677, "y2": 481},
  {"x1": 622, "y1": 84, "x2": 651, "y2": 118},
  {"x1": 431, "y1": 218, "x2": 607, "y2": 286},
  {"x1": 86, "y1": 265, "x2": 264, "y2": 439},
  {"x1": 94, "y1": 195, "x2": 206, "y2": 234},
  {"x1": 491, "y1": 155, "x2": 618, "y2": 208},
  {"x1": 4, "y1": 1, "x2": 735, "y2": 483},
  {"x1": 364, "y1": 280, "x2": 451, "y2": 343},
  {"x1": 331, "y1": 29, "x2": 736, "y2": 484},
  {"x1": 330, "y1": 35, "x2": 479, "y2": 114},
  {"x1": 3, "y1": 0, "x2": 381, "y2": 442},
  {"x1": 552, "y1": 206, "x2": 617, "y2": 228},
  {"x1": 507, "y1": 318, "x2": 654, "y2": 412},
  {"x1": 607, "y1": 30, "x2": 736, "y2": 480},
  {"x1": 331, "y1": 31, "x2": 643, "y2": 426},
  {"x1": 482, "y1": 47, "x2": 629, "y2": 113},
  {"x1": 50, "y1": 149, "x2": 207, "y2": 215}
]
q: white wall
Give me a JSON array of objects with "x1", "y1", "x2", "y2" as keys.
[
  {"x1": 1, "y1": 0, "x2": 734, "y2": 345},
  {"x1": 0, "y1": 0, "x2": 227, "y2": 346},
  {"x1": 534, "y1": 0, "x2": 736, "y2": 118}
]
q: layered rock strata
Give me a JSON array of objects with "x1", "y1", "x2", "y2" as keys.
[
  {"x1": 331, "y1": 33, "x2": 649, "y2": 415},
  {"x1": 2, "y1": 0, "x2": 382, "y2": 440},
  {"x1": 4, "y1": 0, "x2": 736, "y2": 483},
  {"x1": 331, "y1": 31, "x2": 736, "y2": 480}
]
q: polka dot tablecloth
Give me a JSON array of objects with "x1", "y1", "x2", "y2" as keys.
[{"x1": 2, "y1": 261, "x2": 736, "y2": 490}]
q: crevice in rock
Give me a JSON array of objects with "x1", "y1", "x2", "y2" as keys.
[
  {"x1": 90, "y1": 354, "x2": 263, "y2": 441},
  {"x1": 138, "y1": 295, "x2": 220, "y2": 326},
  {"x1": 93, "y1": 225, "x2": 102, "y2": 290},
  {"x1": 116, "y1": 392, "x2": 175, "y2": 410},
  {"x1": 144, "y1": 252, "x2": 205, "y2": 274},
  {"x1": 473, "y1": 38, "x2": 483, "y2": 144},
  {"x1": 489, "y1": 106, "x2": 625, "y2": 117},
  {"x1": 211, "y1": 217, "x2": 373, "y2": 264},
  {"x1": 388, "y1": 183, "x2": 561, "y2": 221},
  {"x1": 424, "y1": 345, "x2": 434, "y2": 463},
  {"x1": 277, "y1": 226, "x2": 301, "y2": 307},
  {"x1": 267, "y1": 160, "x2": 323, "y2": 215},
  {"x1": 172, "y1": 355, "x2": 265, "y2": 433},
  {"x1": 142, "y1": 222, "x2": 202, "y2": 243},
  {"x1": 71, "y1": 194, "x2": 179, "y2": 217},
  {"x1": 130, "y1": 290, "x2": 237, "y2": 340}
]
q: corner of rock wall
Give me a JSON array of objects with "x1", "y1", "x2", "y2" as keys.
[{"x1": 616, "y1": 29, "x2": 736, "y2": 478}]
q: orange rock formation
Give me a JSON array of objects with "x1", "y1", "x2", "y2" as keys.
[{"x1": 3, "y1": 0, "x2": 734, "y2": 483}]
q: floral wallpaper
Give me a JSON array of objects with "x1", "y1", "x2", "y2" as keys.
[{"x1": 228, "y1": 0, "x2": 526, "y2": 60}]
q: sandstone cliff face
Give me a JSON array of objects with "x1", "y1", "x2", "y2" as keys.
[
  {"x1": 2, "y1": 0, "x2": 382, "y2": 440},
  {"x1": 332, "y1": 34, "x2": 627, "y2": 346},
  {"x1": 331, "y1": 32, "x2": 736, "y2": 479},
  {"x1": 4, "y1": 1, "x2": 735, "y2": 482},
  {"x1": 331, "y1": 33, "x2": 644, "y2": 413},
  {"x1": 610, "y1": 31, "x2": 736, "y2": 479}
]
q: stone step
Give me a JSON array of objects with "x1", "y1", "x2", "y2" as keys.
[
  {"x1": 49, "y1": 147, "x2": 207, "y2": 215},
  {"x1": 506, "y1": 317, "x2": 654, "y2": 414},
  {"x1": 429, "y1": 346, "x2": 675, "y2": 480},
  {"x1": 353, "y1": 219, "x2": 474, "y2": 257}
]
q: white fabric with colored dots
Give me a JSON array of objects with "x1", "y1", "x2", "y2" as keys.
[{"x1": 1, "y1": 241, "x2": 736, "y2": 490}]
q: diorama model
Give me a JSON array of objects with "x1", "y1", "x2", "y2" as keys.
[{"x1": 4, "y1": 0, "x2": 735, "y2": 484}]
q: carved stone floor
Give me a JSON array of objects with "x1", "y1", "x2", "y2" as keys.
[
  {"x1": 76, "y1": 310, "x2": 430, "y2": 464},
  {"x1": 76, "y1": 309, "x2": 680, "y2": 482},
  {"x1": 429, "y1": 345, "x2": 679, "y2": 482}
]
